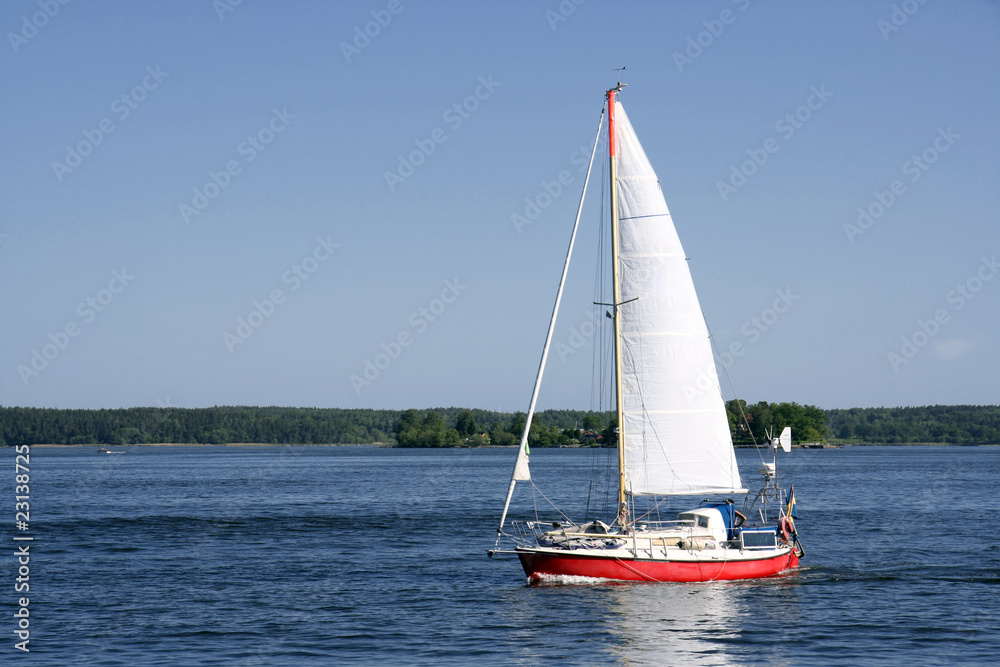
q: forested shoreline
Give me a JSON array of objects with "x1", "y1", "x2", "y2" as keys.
[{"x1": 1, "y1": 403, "x2": 998, "y2": 448}]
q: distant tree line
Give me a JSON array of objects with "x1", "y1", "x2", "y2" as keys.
[
  {"x1": 0, "y1": 406, "x2": 399, "y2": 447},
  {"x1": 393, "y1": 408, "x2": 617, "y2": 448},
  {"x1": 825, "y1": 405, "x2": 1000, "y2": 445},
  {"x1": 1, "y1": 403, "x2": 997, "y2": 447}
]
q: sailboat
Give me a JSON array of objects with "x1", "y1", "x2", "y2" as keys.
[{"x1": 490, "y1": 84, "x2": 803, "y2": 583}]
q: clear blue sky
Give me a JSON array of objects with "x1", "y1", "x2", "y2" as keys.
[{"x1": 2, "y1": 0, "x2": 997, "y2": 411}]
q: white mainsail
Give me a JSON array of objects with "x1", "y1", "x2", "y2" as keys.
[{"x1": 613, "y1": 101, "x2": 746, "y2": 497}]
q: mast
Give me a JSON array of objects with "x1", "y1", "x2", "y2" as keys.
[{"x1": 607, "y1": 83, "x2": 628, "y2": 525}]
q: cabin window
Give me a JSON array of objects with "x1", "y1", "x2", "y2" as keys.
[{"x1": 697, "y1": 517, "x2": 709, "y2": 528}]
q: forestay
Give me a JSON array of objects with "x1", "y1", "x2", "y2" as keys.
[{"x1": 613, "y1": 102, "x2": 746, "y2": 497}]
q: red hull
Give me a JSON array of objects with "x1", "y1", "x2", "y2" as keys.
[{"x1": 518, "y1": 549, "x2": 799, "y2": 583}]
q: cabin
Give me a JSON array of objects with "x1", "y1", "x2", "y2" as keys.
[{"x1": 677, "y1": 507, "x2": 729, "y2": 542}]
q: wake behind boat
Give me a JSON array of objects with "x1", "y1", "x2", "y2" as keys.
[{"x1": 490, "y1": 84, "x2": 803, "y2": 583}]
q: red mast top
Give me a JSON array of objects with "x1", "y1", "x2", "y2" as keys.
[{"x1": 606, "y1": 82, "x2": 626, "y2": 158}]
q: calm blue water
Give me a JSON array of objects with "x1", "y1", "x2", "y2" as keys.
[{"x1": 9, "y1": 445, "x2": 1000, "y2": 665}]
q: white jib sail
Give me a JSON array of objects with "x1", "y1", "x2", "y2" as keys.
[{"x1": 614, "y1": 101, "x2": 746, "y2": 497}]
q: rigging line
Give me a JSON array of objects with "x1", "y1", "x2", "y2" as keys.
[
  {"x1": 532, "y1": 481, "x2": 539, "y2": 524},
  {"x1": 633, "y1": 494, "x2": 671, "y2": 522},
  {"x1": 591, "y1": 112, "x2": 612, "y2": 520},
  {"x1": 496, "y1": 554, "x2": 523, "y2": 577},
  {"x1": 587, "y1": 446, "x2": 607, "y2": 521},
  {"x1": 497, "y1": 104, "x2": 605, "y2": 536},
  {"x1": 704, "y1": 553, "x2": 730, "y2": 582},
  {"x1": 700, "y1": 305, "x2": 766, "y2": 466},
  {"x1": 590, "y1": 125, "x2": 617, "y2": 519},
  {"x1": 592, "y1": 128, "x2": 610, "y2": 416},
  {"x1": 598, "y1": 136, "x2": 617, "y2": 414},
  {"x1": 604, "y1": 444, "x2": 616, "y2": 519},
  {"x1": 613, "y1": 557, "x2": 661, "y2": 582},
  {"x1": 529, "y1": 480, "x2": 576, "y2": 525}
]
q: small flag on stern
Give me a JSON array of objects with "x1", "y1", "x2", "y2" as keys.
[{"x1": 786, "y1": 485, "x2": 798, "y2": 519}]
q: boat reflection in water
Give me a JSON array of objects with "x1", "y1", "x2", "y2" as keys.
[
  {"x1": 609, "y1": 582, "x2": 741, "y2": 666},
  {"x1": 611, "y1": 577, "x2": 801, "y2": 666},
  {"x1": 492, "y1": 572, "x2": 802, "y2": 666}
]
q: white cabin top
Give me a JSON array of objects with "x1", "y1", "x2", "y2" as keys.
[{"x1": 677, "y1": 508, "x2": 728, "y2": 542}]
